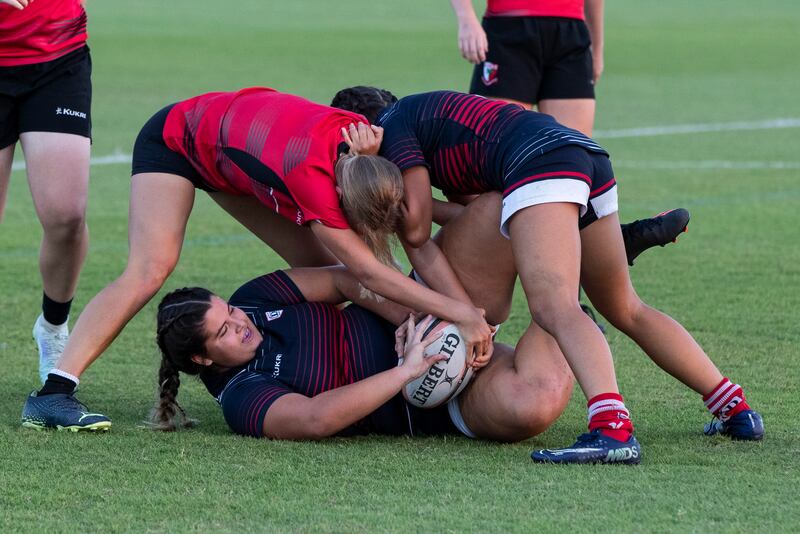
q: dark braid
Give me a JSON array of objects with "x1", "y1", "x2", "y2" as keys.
[
  {"x1": 331, "y1": 86, "x2": 398, "y2": 124},
  {"x1": 148, "y1": 287, "x2": 213, "y2": 431}
]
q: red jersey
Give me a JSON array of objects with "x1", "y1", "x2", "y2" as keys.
[
  {"x1": 485, "y1": 0, "x2": 584, "y2": 19},
  {"x1": 163, "y1": 88, "x2": 367, "y2": 229},
  {"x1": 0, "y1": 0, "x2": 88, "y2": 67}
]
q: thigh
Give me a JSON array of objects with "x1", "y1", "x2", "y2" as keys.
[
  {"x1": 460, "y1": 333, "x2": 573, "y2": 441},
  {"x1": 469, "y1": 16, "x2": 541, "y2": 105},
  {"x1": 18, "y1": 47, "x2": 92, "y2": 140},
  {"x1": 537, "y1": 98, "x2": 595, "y2": 136},
  {"x1": 127, "y1": 172, "x2": 196, "y2": 271},
  {"x1": 209, "y1": 193, "x2": 339, "y2": 268},
  {"x1": 434, "y1": 192, "x2": 516, "y2": 324},
  {"x1": 21, "y1": 131, "x2": 89, "y2": 222},
  {"x1": 538, "y1": 19, "x2": 594, "y2": 102}
]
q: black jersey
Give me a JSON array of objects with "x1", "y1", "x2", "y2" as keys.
[
  {"x1": 376, "y1": 91, "x2": 606, "y2": 195},
  {"x1": 200, "y1": 271, "x2": 454, "y2": 438}
]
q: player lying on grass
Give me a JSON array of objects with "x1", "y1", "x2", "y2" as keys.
[
  {"x1": 150, "y1": 194, "x2": 757, "y2": 463},
  {"x1": 22, "y1": 86, "x2": 687, "y2": 433},
  {"x1": 331, "y1": 88, "x2": 764, "y2": 463},
  {"x1": 21, "y1": 87, "x2": 497, "y2": 431}
]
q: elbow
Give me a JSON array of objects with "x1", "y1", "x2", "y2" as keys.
[
  {"x1": 403, "y1": 226, "x2": 431, "y2": 249},
  {"x1": 304, "y1": 413, "x2": 337, "y2": 440}
]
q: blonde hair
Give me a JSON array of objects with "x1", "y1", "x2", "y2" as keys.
[{"x1": 336, "y1": 154, "x2": 404, "y2": 269}]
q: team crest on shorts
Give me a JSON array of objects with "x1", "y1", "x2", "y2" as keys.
[{"x1": 481, "y1": 62, "x2": 499, "y2": 86}]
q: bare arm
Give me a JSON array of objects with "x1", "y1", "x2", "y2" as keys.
[
  {"x1": 449, "y1": 0, "x2": 488, "y2": 64},
  {"x1": 284, "y1": 266, "x2": 412, "y2": 326},
  {"x1": 432, "y1": 198, "x2": 465, "y2": 226},
  {"x1": 262, "y1": 316, "x2": 445, "y2": 440},
  {"x1": 584, "y1": 0, "x2": 605, "y2": 84},
  {"x1": 310, "y1": 222, "x2": 492, "y2": 362}
]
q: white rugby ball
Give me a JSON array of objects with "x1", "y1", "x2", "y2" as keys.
[{"x1": 400, "y1": 319, "x2": 475, "y2": 409}]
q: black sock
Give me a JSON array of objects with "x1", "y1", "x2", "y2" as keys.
[
  {"x1": 42, "y1": 292, "x2": 72, "y2": 326},
  {"x1": 38, "y1": 373, "x2": 77, "y2": 396}
]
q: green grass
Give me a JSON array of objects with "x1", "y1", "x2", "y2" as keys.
[{"x1": 2, "y1": 0, "x2": 799, "y2": 531}]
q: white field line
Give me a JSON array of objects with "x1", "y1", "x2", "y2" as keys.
[
  {"x1": 9, "y1": 118, "x2": 800, "y2": 172},
  {"x1": 614, "y1": 160, "x2": 800, "y2": 170},
  {"x1": 594, "y1": 117, "x2": 800, "y2": 139}
]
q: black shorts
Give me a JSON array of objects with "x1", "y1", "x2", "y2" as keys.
[
  {"x1": 500, "y1": 144, "x2": 617, "y2": 235},
  {"x1": 131, "y1": 103, "x2": 211, "y2": 190},
  {"x1": 469, "y1": 17, "x2": 594, "y2": 104},
  {"x1": 0, "y1": 46, "x2": 92, "y2": 149}
]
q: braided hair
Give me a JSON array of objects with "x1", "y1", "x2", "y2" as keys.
[
  {"x1": 148, "y1": 287, "x2": 213, "y2": 431},
  {"x1": 330, "y1": 86, "x2": 398, "y2": 124}
]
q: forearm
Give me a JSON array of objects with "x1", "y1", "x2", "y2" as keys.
[
  {"x1": 309, "y1": 366, "x2": 410, "y2": 437},
  {"x1": 585, "y1": 0, "x2": 604, "y2": 53},
  {"x1": 405, "y1": 239, "x2": 472, "y2": 305},
  {"x1": 332, "y1": 268, "x2": 412, "y2": 326}
]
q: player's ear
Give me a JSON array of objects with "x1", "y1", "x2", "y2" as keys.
[
  {"x1": 190, "y1": 355, "x2": 213, "y2": 367},
  {"x1": 335, "y1": 186, "x2": 343, "y2": 199}
]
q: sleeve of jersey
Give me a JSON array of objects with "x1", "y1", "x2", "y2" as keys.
[
  {"x1": 379, "y1": 116, "x2": 428, "y2": 172},
  {"x1": 228, "y1": 270, "x2": 306, "y2": 308},
  {"x1": 219, "y1": 372, "x2": 291, "y2": 438},
  {"x1": 289, "y1": 163, "x2": 350, "y2": 229}
]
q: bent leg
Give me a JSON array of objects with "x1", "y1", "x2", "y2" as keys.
[
  {"x1": 580, "y1": 213, "x2": 723, "y2": 394},
  {"x1": 509, "y1": 202, "x2": 618, "y2": 399},
  {"x1": 434, "y1": 192, "x2": 516, "y2": 324},
  {"x1": 209, "y1": 193, "x2": 339, "y2": 267},
  {"x1": 22, "y1": 132, "x2": 90, "y2": 302},
  {"x1": 55, "y1": 173, "x2": 195, "y2": 376},
  {"x1": 538, "y1": 98, "x2": 595, "y2": 137},
  {"x1": 460, "y1": 328, "x2": 573, "y2": 441}
]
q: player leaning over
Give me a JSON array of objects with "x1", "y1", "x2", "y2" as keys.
[
  {"x1": 148, "y1": 194, "x2": 577, "y2": 444},
  {"x1": 1, "y1": 0, "x2": 92, "y2": 383},
  {"x1": 332, "y1": 87, "x2": 764, "y2": 464},
  {"x1": 21, "y1": 87, "x2": 495, "y2": 431}
]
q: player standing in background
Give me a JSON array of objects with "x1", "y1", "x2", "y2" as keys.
[
  {"x1": 0, "y1": 0, "x2": 93, "y2": 383},
  {"x1": 450, "y1": 0, "x2": 603, "y2": 136},
  {"x1": 21, "y1": 87, "x2": 493, "y2": 432}
]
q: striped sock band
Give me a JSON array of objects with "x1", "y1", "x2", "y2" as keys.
[
  {"x1": 703, "y1": 377, "x2": 749, "y2": 421},
  {"x1": 588, "y1": 392, "x2": 633, "y2": 441}
]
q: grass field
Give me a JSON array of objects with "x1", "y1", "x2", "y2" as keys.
[{"x1": 2, "y1": 0, "x2": 799, "y2": 531}]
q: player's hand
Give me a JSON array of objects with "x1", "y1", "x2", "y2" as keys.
[
  {"x1": 342, "y1": 122, "x2": 384, "y2": 156},
  {"x1": 1, "y1": 0, "x2": 33, "y2": 9},
  {"x1": 457, "y1": 15, "x2": 488, "y2": 64},
  {"x1": 456, "y1": 307, "x2": 493, "y2": 369},
  {"x1": 592, "y1": 47, "x2": 604, "y2": 85},
  {"x1": 397, "y1": 314, "x2": 446, "y2": 382}
]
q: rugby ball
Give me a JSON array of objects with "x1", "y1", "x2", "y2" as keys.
[{"x1": 400, "y1": 319, "x2": 475, "y2": 409}]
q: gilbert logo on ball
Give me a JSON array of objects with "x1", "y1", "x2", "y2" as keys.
[{"x1": 401, "y1": 319, "x2": 474, "y2": 409}]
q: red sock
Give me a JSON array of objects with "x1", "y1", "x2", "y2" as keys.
[
  {"x1": 703, "y1": 378, "x2": 750, "y2": 421},
  {"x1": 588, "y1": 393, "x2": 633, "y2": 442}
]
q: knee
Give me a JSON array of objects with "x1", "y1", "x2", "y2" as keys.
[
  {"x1": 506, "y1": 375, "x2": 573, "y2": 438},
  {"x1": 531, "y1": 299, "x2": 581, "y2": 336},
  {"x1": 122, "y1": 259, "x2": 177, "y2": 297},
  {"x1": 601, "y1": 295, "x2": 648, "y2": 333},
  {"x1": 40, "y1": 206, "x2": 87, "y2": 239}
]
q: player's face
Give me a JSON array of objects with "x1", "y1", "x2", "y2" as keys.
[{"x1": 201, "y1": 296, "x2": 263, "y2": 368}]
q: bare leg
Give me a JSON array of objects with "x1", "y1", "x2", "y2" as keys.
[
  {"x1": 21, "y1": 132, "x2": 90, "y2": 302},
  {"x1": 580, "y1": 214, "x2": 723, "y2": 394},
  {"x1": 538, "y1": 98, "x2": 596, "y2": 137},
  {"x1": 434, "y1": 192, "x2": 515, "y2": 324},
  {"x1": 0, "y1": 144, "x2": 14, "y2": 223},
  {"x1": 209, "y1": 193, "x2": 339, "y2": 267},
  {"x1": 509, "y1": 203, "x2": 618, "y2": 399},
  {"x1": 55, "y1": 173, "x2": 195, "y2": 376},
  {"x1": 460, "y1": 332, "x2": 573, "y2": 441}
]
